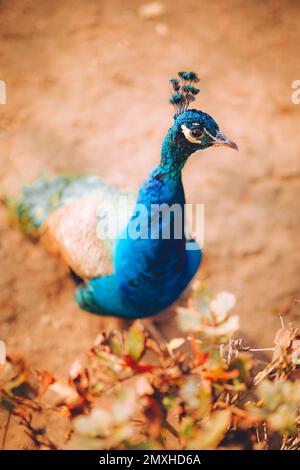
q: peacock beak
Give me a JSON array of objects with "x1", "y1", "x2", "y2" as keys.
[{"x1": 213, "y1": 131, "x2": 239, "y2": 151}]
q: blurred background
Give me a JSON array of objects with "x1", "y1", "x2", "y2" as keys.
[{"x1": 0, "y1": 0, "x2": 300, "y2": 384}]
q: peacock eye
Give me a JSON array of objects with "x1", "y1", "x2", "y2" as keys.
[{"x1": 190, "y1": 128, "x2": 204, "y2": 139}]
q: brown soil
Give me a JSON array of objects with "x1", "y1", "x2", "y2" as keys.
[{"x1": 0, "y1": 0, "x2": 300, "y2": 448}]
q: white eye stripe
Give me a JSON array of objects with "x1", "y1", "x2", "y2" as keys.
[
  {"x1": 181, "y1": 124, "x2": 199, "y2": 143},
  {"x1": 181, "y1": 124, "x2": 204, "y2": 144},
  {"x1": 202, "y1": 127, "x2": 216, "y2": 140}
]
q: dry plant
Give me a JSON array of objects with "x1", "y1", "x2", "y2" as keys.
[{"x1": 0, "y1": 285, "x2": 299, "y2": 450}]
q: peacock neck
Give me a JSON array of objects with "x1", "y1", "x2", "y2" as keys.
[
  {"x1": 159, "y1": 128, "x2": 190, "y2": 180},
  {"x1": 139, "y1": 127, "x2": 193, "y2": 207}
]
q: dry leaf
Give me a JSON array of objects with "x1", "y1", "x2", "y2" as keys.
[
  {"x1": 291, "y1": 338, "x2": 300, "y2": 365},
  {"x1": 49, "y1": 382, "x2": 78, "y2": 403},
  {"x1": 69, "y1": 360, "x2": 82, "y2": 379},
  {"x1": 187, "y1": 409, "x2": 231, "y2": 450},
  {"x1": 112, "y1": 388, "x2": 137, "y2": 425},
  {"x1": 167, "y1": 337, "x2": 185, "y2": 351},
  {"x1": 136, "y1": 376, "x2": 154, "y2": 396},
  {"x1": 0, "y1": 339, "x2": 6, "y2": 365},
  {"x1": 74, "y1": 407, "x2": 111, "y2": 437},
  {"x1": 177, "y1": 307, "x2": 202, "y2": 332},
  {"x1": 200, "y1": 315, "x2": 240, "y2": 338},
  {"x1": 125, "y1": 322, "x2": 145, "y2": 360},
  {"x1": 210, "y1": 292, "x2": 236, "y2": 322},
  {"x1": 274, "y1": 328, "x2": 292, "y2": 349}
]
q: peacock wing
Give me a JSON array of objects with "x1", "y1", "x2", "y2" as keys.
[{"x1": 42, "y1": 195, "x2": 113, "y2": 279}]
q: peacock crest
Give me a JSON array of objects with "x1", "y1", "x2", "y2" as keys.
[{"x1": 169, "y1": 71, "x2": 200, "y2": 117}]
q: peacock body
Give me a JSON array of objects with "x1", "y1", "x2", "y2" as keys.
[{"x1": 11, "y1": 72, "x2": 237, "y2": 319}]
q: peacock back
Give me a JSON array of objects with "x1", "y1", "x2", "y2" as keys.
[{"x1": 9, "y1": 175, "x2": 135, "y2": 279}]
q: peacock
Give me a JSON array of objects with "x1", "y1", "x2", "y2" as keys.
[{"x1": 10, "y1": 72, "x2": 238, "y2": 327}]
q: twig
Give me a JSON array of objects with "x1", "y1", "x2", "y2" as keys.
[
  {"x1": 256, "y1": 426, "x2": 261, "y2": 450},
  {"x1": 142, "y1": 319, "x2": 168, "y2": 355},
  {"x1": 164, "y1": 420, "x2": 179, "y2": 439},
  {"x1": 1, "y1": 411, "x2": 11, "y2": 450},
  {"x1": 263, "y1": 422, "x2": 268, "y2": 449},
  {"x1": 250, "y1": 348, "x2": 275, "y2": 352},
  {"x1": 279, "y1": 314, "x2": 285, "y2": 329}
]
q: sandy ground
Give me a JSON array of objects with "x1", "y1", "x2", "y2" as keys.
[{"x1": 0, "y1": 0, "x2": 300, "y2": 448}]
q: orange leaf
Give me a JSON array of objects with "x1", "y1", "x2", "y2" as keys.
[
  {"x1": 123, "y1": 355, "x2": 155, "y2": 373},
  {"x1": 38, "y1": 370, "x2": 55, "y2": 396},
  {"x1": 200, "y1": 369, "x2": 239, "y2": 381},
  {"x1": 190, "y1": 334, "x2": 208, "y2": 365}
]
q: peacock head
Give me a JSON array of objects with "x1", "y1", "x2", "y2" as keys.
[{"x1": 168, "y1": 72, "x2": 238, "y2": 154}]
